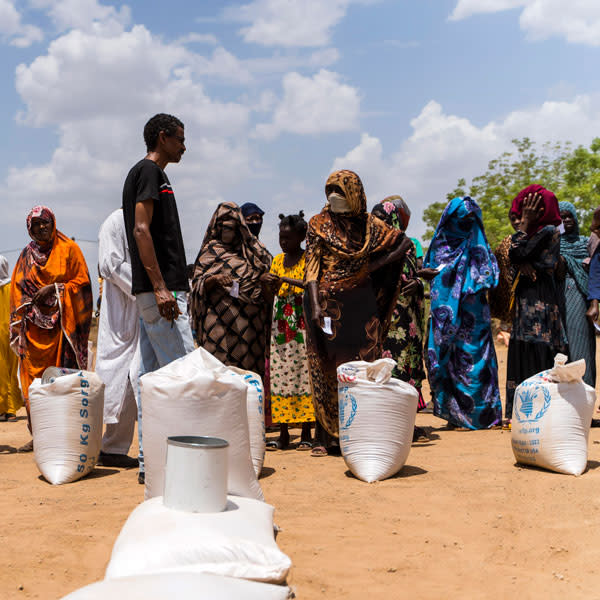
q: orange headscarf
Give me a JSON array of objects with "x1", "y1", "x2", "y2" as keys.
[{"x1": 9, "y1": 207, "x2": 92, "y2": 401}]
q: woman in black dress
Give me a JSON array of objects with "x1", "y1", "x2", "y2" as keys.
[{"x1": 505, "y1": 185, "x2": 568, "y2": 427}]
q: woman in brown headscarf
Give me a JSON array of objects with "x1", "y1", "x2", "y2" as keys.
[
  {"x1": 191, "y1": 202, "x2": 278, "y2": 377},
  {"x1": 304, "y1": 170, "x2": 412, "y2": 456}
]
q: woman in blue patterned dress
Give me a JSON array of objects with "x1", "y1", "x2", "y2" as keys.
[{"x1": 424, "y1": 196, "x2": 502, "y2": 430}]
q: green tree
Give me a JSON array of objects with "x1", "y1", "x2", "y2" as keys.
[{"x1": 423, "y1": 138, "x2": 574, "y2": 248}]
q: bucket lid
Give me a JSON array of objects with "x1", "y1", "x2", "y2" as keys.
[{"x1": 166, "y1": 435, "x2": 229, "y2": 449}]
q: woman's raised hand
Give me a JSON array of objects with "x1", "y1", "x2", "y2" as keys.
[{"x1": 521, "y1": 192, "x2": 544, "y2": 227}]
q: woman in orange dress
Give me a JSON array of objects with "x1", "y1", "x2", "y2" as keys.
[{"x1": 10, "y1": 206, "x2": 93, "y2": 451}]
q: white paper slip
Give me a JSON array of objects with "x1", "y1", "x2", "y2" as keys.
[
  {"x1": 322, "y1": 316, "x2": 333, "y2": 335},
  {"x1": 435, "y1": 263, "x2": 448, "y2": 272},
  {"x1": 229, "y1": 281, "x2": 240, "y2": 298},
  {"x1": 558, "y1": 223, "x2": 566, "y2": 234}
]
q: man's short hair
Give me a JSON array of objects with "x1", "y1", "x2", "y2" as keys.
[{"x1": 143, "y1": 113, "x2": 184, "y2": 152}]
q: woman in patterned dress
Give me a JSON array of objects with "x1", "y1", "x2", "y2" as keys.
[
  {"x1": 424, "y1": 196, "x2": 503, "y2": 430},
  {"x1": 372, "y1": 196, "x2": 427, "y2": 408},
  {"x1": 505, "y1": 185, "x2": 568, "y2": 426},
  {"x1": 304, "y1": 170, "x2": 412, "y2": 456},
  {"x1": 191, "y1": 202, "x2": 279, "y2": 378},
  {"x1": 10, "y1": 206, "x2": 93, "y2": 452},
  {"x1": 266, "y1": 212, "x2": 315, "y2": 450}
]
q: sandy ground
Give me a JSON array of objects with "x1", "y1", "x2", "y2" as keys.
[{"x1": 2, "y1": 343, "x2": 600, "y2": 599}]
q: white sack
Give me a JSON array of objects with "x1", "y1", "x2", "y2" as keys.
[
  {"x1": 141, "y1": 347, "x2": 263, "y2": 501},
  {"x1": 227, "y1": 367, "x2": 266, "y2": 477},
  {"x1": 62, "y1": 572, "x2": 290, "y2": 599},
  {"x1": 511, "y1": 354, "x2": 595, "y2": 476},
  {"x1": 29, "y1": 370, "x2": 104, "y2": 485},
  {"x1": 337, "y1": 358, "x2": 419, "y2": 483},
  {"x1": 105, "y1": 496, "x2": 291, "y2": 584}
]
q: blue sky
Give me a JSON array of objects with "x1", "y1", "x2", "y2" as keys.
[{"x1": 2, "y1": 0, "x2": 600, "y2": 298}]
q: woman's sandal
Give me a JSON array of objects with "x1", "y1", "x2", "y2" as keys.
[
  {"x1": 296, "y1": 440, "x2": 312, "y2": 451},
  {"x1": 502, "y1": 419, "x2": 512, "y2": 431},
  {"x1": 5, "y1": 413, "x2": 17, "y2": 422},
  {"x1": 266, "y1": 436, "x2": 290, "y2": 451},
  {"x1": 311, "y1": 445, "x2": 328, "y2": 457}
]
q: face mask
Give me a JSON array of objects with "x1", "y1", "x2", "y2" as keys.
[
  {"x1": 248, "y1": 222, "x2": 262, "y2": 237},
  {"x1": 328, "y1": 192, "x2": 351, "y2": 213}
]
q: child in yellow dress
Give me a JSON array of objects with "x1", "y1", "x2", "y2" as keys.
[{"x1": 266, "y1": 212, "x2": 314, "y2": 450}]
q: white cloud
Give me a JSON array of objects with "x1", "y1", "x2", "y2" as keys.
[
  {"x1": 176, "y1": 32, "x2": 218, "y2": 45},
  {"x1": 254, "y1": 69, "x2": 360, "y2": 139},
  {"x1": 0, "y1": 0, "x2": 43, "y2": 47},
  {"x1": 332, "y1": 95, "x2": 600, "y2": 237},
  {"x1": 226, "y1": 0, "x2": 364, "y2": 47},
  {"x1": 7, "y1": 21, "x2": 256, "y2": 271},
  {"x1": 15, "y1": 26, "x2": 249, "y2": 133},
  {"x1": 30, "y1": 0, "x2": 131, "y2": 34},
  {"x1": 450, "y1": 0, "x2": 526, "y2": 20},
  {"x1": 450, "y1": 0, "x2": 600, "y2": 46}
]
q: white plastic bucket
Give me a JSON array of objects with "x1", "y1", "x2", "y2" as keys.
[{"x1": 163, "y1": 436, "x2": 229, "y2": 513}]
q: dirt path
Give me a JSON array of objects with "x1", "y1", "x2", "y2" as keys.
[{"x1": 2, "y1": 344, "x2": 600, "y2": 599}]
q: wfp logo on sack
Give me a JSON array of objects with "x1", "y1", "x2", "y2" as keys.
[
  {"x1": 514, "y1": 381, "x2": 551, "y2": 423},
  {"x1": 339, "y1": 387, "x2": 357, "y2": 431},
  {"x1": 243, "y1": 373, "x2": 264, "y2": 416}
]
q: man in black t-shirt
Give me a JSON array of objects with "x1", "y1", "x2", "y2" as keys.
[{"x1": 122, "y1": 113, "x2": 195, "y2": 484}]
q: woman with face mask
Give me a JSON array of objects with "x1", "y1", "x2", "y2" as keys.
[
  {"x1": 240, "y1": 203, "x2": 265, "y2": 238},
  {"x1": 10, "y1": 206, "x2": 93, "y2": 452},
  {"x1": 558, "y1": 201, "x2": 595, "y2": 388},
  {"x1": 304, "y1": 170, "x2": 412, "y2": 456},
  {"x1": 191, "y1": 202, "x2": 278, "y2": 377}
]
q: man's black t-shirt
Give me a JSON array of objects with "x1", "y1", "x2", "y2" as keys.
[{"x1": 122, "y1": 158, "x2": 189, "y2": 295}]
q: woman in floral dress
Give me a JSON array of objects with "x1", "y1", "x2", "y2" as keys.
[
  {"x1": 267, "y1": 212, "x2": 314, "y2": 450},
  {"x1": 372, "y1": 196, "x2": 427, "y2": 408}
]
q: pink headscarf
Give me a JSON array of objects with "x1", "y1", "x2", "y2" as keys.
[{"x1": 510, "y1": 185, "x2": 561, "y2": 237}]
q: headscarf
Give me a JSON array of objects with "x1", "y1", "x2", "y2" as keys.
[
  {"x1": 372, "y1": 195, "x2": 411, "y2": 231},
  {"x1": 193, "y1": 202, "x2": 272, "y2": 304},
  {"x1": 306, "y1": 170, "x2": 400, "y2": 290},
  {"x1": 240, "y1": 202, "x2": 264, "y2": 218},
  {"x1": 510, "y1": 185, "x2": 561, "y2": 237},
  {"x1": 558, "y1": 200, "x2": 589, "y2": 295},
  {"x1": 424, "y1": 197, "x2": 499, "y2": 322},
  {"x1": 325, "y1": 170, "x2": 367, "y2": 216},
  {"x1": 26, "y1": 205, "x2": 57, "y2": 266},
  {"x1": 0, "y1": 255, "x2": 10, "y2": 287}
]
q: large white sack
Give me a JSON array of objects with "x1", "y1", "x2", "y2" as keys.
[
  {"x1": 511, "y1": 354, "x2": 595, "y2": 476},
  {"x1": 29, "y1": 370, "x2": 104, "y2": 485},
  {"x1": 227, "y1": 367, "x2": 266, "y2": 477},
  {"x1": 337, "y1": 358, "x2": 419, "y2": 483},
  {"x1": 141, "y1": 347, "x2": 263, "y2": 501},
  {"x1": 105, "y1": 496, "x2": 292, "y2": 584},
  {"x1": 62, "y1": 572, "x2": 291, "y2": 599}
]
